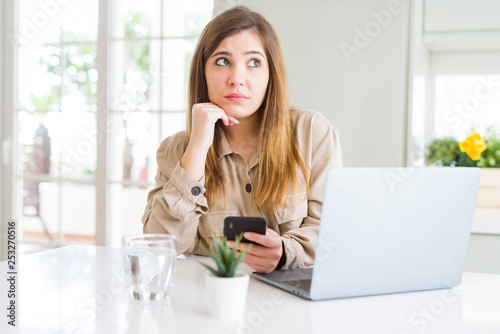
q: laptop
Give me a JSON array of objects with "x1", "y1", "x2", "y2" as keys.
[{"x1": 252, "y1": 167, "x2": 481, "y2": 301}]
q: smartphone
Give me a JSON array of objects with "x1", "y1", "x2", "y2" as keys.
[{"x1": 223, "y1": 216, "x2": 267, "y2": 244}]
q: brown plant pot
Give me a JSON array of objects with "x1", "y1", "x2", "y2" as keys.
[{"x1": 475, "y1": 168, "x2": 500, "y2": 224}]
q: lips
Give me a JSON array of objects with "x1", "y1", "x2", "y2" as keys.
[{"x1": 224, "y1": 93, "x2": 248, "y2": 103}]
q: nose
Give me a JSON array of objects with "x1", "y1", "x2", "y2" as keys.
[{"x1": 228, "y1": 64, "x2": 245, "y2": 87}]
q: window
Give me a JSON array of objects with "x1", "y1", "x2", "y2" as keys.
[
  {"x1": 409, "y1": 51, "x2": 500, "y2": 167},
  {"x1": 433, "y1": 75, "x2": 500, "y2": 139},
  {"x1": 17, "y1": 0, "x2": 99, "y2": 246},
  {"x1": 108, "y1": 0, "x2": 213, "y2": 246},
  {"x1": 9, "y1": 0, "x2": 214, "y2": 250}
]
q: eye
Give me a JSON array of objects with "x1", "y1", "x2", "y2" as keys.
[
  {"x1": 248, "y1": 59, "x2": 261, "y2": 68},
  {"x1": 215, "y1": 58, "x2": 230, "y2": 66}
]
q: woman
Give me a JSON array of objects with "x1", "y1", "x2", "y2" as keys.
[{"x1": 142, "y1": 6, "x2": 342, "y2": 273}]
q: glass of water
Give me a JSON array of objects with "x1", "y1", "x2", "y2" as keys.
[{"x1": 123, "y1": 234, "x2": 177, "y2": 301}]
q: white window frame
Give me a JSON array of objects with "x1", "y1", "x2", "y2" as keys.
[
  {"x1": 425, "y1": 51, "x2": 500, "y2": 145},
  {"x1": 1, "y1": 0, "x2": 18, "y2": 260},
  {"x1": 2, "y1": 1, "x2": 103, "y2": 249},
  {"x1": 0, "y1": 1, "x2": 5, "y2": 260},
  {"x1": 96, "y1": 0, "x2": 111, "y2": 246},
  {"x1": 1, "y1": 0, "x2": 222, "y2": 252},
  {"x1": 408, "y1": 0, "x2": 500, "y2": 166},
  {"x1": 407, "y1": 51, "x2": 500, "y2": 169}
]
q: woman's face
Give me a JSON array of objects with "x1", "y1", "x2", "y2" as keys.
[{"x1": 205, "y1": 30, "x2": 270, "y2": 120}]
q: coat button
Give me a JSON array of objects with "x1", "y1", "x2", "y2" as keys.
[
  {"x1": 191, "y1": 186, "x2": 201, "y2": 196},
  {"x1": 245, "y1": 183, "x2": 252, "y2": 193}
]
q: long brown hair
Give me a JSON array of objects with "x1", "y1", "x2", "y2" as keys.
[{"x1": 187, "y1": 6, "x2": 309, "y2": 211}]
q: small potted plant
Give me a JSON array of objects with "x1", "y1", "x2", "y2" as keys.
[
  {"x1": 426, "y1": 137, "x2": 461, "y2": 166},
  {"x1": 426, "y1": 129, "x2": 500, "y2": 212},
  {"x1": 197, "y1": 233, "x2": 252, "y2": 319}
]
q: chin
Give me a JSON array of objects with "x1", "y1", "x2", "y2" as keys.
[{"x1": 224, "y1": 106, "x2": 257, "y2": 119}]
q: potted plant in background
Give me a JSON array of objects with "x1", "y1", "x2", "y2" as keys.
[
  {"x1": 427, "y1": 128, "x2": 500, "y2": 216},
  {"x1": 426, "y1": 137, "x2": 461, "y2": 167},
  {"x1": 197, "y1": 233, "x2": 252, "y2": 319}
]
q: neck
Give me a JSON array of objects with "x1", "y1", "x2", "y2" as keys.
[
  {"x1": 222, "y1": 111, "x2": 261, "y2": 160},
  {"x1": 223, "y1": 111, "x2": 260, "y2": 144}
]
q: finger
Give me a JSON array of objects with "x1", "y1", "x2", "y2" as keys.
[
  {"x1": 220, "y1": 113, "x2": 240, "y2": 127},
  {"x1": 200, "y1": 103, "x2": 237, "y2": 124},
  {"x1": 232, "y1": 244, "x2": 280, "y2": 273},
  {"x1": 242, "y1": 254, "x2": 274, "y2": 273},
  {"x1": 228, "y1": 116, "x2": 240, "y2": 125},
  {"x1": 228, "y1": 240, "x2": 256, "y2": 253},
  {"x1": 195, "y1": 103, "x2": 239, "y2": 126},
  {"x1": 243, "y1": 229, "x2": 281, "y2": 248},
  {"x1": 192, "y1": 103, "x2": 227, "y2": 121},
  {"x1": 194, "y1": 102, "x2": 223, "y2": 109},
  {"x1": 219, "y1": 113, "x2": 229, "y2": 126},
  {"x1": 230, "y1": 248, "x2": 265, "y2": 271},
  {"x1": 228, "y1": 241, "x2": 268, "y2": 259}
]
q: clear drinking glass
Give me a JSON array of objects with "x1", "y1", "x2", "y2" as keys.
[{"x1": 123, "y1": 234, "x2": 177, "y2": 300}]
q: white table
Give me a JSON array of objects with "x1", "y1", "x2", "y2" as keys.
[{"x1": 1, "y1": 245, "x2": 499, "y2": 334}]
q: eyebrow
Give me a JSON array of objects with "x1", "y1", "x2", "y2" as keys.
[{"x1": 211, "y1": 50, "x2": 266, "y2": 59}]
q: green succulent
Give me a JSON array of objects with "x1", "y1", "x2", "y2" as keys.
[
  {"x1": 457, "y1": 151, "x2": 478, "y2": 167},
  {"x1": 426, "y1": 137, "x2": 460, "y2": 166},
  {"x1": 197, "y1": 233, "x2": 251, "y2": 278},
  {"x1": 477, "y1": 132, "x2": 500, "y2": 168},
  {"x1": 426, "y1": 127, "x2": 500, "y2": 168}
]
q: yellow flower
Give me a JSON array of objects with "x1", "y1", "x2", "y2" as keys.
[{"x1": 459, "y1": 131, "x2": 487, "y2": 161}]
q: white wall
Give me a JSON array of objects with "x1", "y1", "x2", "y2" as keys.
[
  {"x1": 465, "y1": 234, "x2": 500, "y2": 274},
  {"x1": 407, "y1": 0, "x2": 431, "y2": 164},
  {"x1": 423, "y1": 0, "x2": 500, "y2": 52},
  {"x1": 424, "y1": 0, "x2": 500, "y2": 32},
  {"x1": 411, "y1": 0, "x2": 500, "y2": 275},
  {"x1": 240, "y1": 0, "x2": 412, "y2": 166}
]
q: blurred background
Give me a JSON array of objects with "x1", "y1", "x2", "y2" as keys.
[{"x1": 1, "y1": 0, "x2": 499, "y2": 272}]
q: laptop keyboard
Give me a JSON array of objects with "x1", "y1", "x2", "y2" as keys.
[{"x1": 283, "y1": 279, "x2": 312, "y2": 292}]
